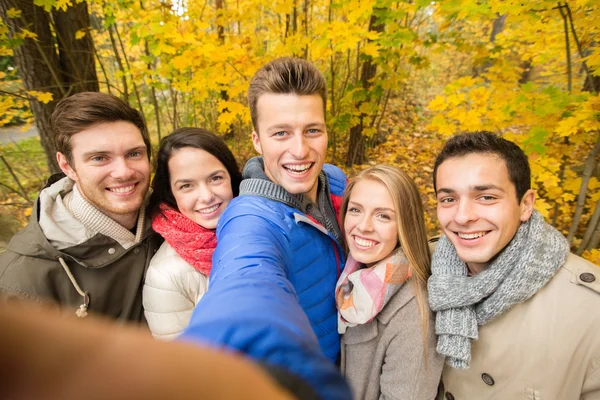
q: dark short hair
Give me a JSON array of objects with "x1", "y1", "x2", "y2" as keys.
[
  {"x1": 51, "y1": 92, "x2": 150, "y2": 164},
  {"x1": 146, "y1": 127, "x2": 243, "y2": 218},
  {"x1": 248, "y1": 57, "x2": 327, "y2": 131},
  {"x1": 433, "y1": 131, "x2": 531, "y2": 202}
]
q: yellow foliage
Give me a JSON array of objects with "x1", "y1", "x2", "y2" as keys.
[
  {"x1": 75, "y1": 29, "x2": 86, "y2": 40},
  {"x1": 582, "y1": 250, "x2": 600, "y2": 266},
  {"x1": 26, "y1": 91, "x2": 53, "y2": 104},
  {"x1": 6, "y1": 8, "x2": 22, "y2": 18}
]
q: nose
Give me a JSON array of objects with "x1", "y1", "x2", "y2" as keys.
[
  {"x1": 454, "y1": 199, "x2": 477, "y2": 225},
  {"x1": 356, "y1": 215, "x2": 373, "y2": 232},
  {"x1": 196, "y1": 185, "x2": 215, "y2": 204},
  {"x1": 111, "y1": 157, "x2": 135, "y2": 180},
  {"x1": 290, "y1": 134, "x2": 309, "y2": 159}
]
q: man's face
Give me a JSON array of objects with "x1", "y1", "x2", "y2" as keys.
[
  {"x1": 435, "y1": 153, "x2": 534, "y2": 273},
  {"x1": 252, "y1": 93, "x2": 327, "y2": 203},
  {"x1": 57, "y1": 121, "x2": 150, "y2": 227}
]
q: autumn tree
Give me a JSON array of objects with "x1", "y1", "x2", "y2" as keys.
[{"x1": 0, "y1": 0, "x2": 98, "y2": 174}]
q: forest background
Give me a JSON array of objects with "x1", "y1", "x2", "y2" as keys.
[{"x1": 0, "y1": 0, "x2": 598, "y2": 263}]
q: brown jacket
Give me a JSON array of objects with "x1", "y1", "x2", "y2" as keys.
[
  {"x1": 438, "y1": 254, "x2": 600, "y2": 400},
  {"x1": 0, "y1": 174, "x2": 162, "y2": 322},
  {"x1": 342, "y1": 281, "x2": 444, "y2": 400}
]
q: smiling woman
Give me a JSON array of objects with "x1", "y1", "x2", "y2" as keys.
[
  {"x1": 336, "y1": 165, "x2": 444, "y2": 400},
  {"x1": 142, "y1": 128, "x2": 243, "y2": 340}
]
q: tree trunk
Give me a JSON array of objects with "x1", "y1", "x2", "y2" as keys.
[
  {"x1": 0, "y1": 0, "x2": 63, "y2": 174},
  {"x1": 567, "y1": 134, "x2": 600, "y2": 244},
  {"x1": 0, "y1": 0, "x2": 99, "y2": 174},
  {"x1": 51, "y1": 1, "x2": 99, "y2": 94},
  {"x1": 346, "y1": 10, "x2": 384, "y2": 167}
]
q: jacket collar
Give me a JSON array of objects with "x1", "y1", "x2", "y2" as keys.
[
  {"x1": 240, "y1": 156, "x2": 342, "y2": 242},
  {"x1": 342, "y1": 283, "x2": 416, "y2": 345},
  {"x1": 7, "y1": 173, "x2": 155, "y2": 268}
]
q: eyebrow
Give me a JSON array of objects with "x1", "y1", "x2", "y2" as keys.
[
  {"x1": 172, "y1": 170, "x2": 226, "y2": 186},
  {"x1": 437, "y1": 184, "x2": 505, "y2": 194},
  {"x1": 348, "y1": 201, "x2": 395, "y2": 213},
  {"x1": 267, "y1": 122, "x2": 326, "y2": 131},
  {"x1": 81, "y1": 145, "x2": 146, "y2": 159}
]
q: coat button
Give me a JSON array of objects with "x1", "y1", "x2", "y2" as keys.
[
  {"x1": 445, "y1": 393, "x2": 455, "y2": 400},
  {"x1": 133, "y1": 248, "x2": 140, "y2": 254},
  {"x1": 108, "y1": 248, "x2": 116, "y2": 255},
  {"x1": 481, "y1": 373, "x2": 495, "y2": 386},
  {"x1": 580, "y1": 272, "x2": 596, "y2": 283}
]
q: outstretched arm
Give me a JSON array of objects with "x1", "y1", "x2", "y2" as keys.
[{"x1": 180, "y1": 206, "x2": 350, "y2": 400}]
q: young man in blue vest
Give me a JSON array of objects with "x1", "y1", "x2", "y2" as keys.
[{"x1": 181, "y1": 58, "x2": 350, "y2": 399}]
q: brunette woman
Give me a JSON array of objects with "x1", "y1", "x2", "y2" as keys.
[{"x1": 143, "y1": 128, "x2": 242, "y2": 340}]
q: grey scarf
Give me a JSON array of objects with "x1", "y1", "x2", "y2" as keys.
[{"x1": 427, "y1": 210, "x2": 570, "y2": 369}]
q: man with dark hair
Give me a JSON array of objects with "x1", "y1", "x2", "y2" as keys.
[
  {"x1": 181, "y1": 57, "x2": 351, "y2": 398},
  {"x1": 0, "y1": 92, "x2": 162, "y2": 323},
  {"x1": 429, "y1": 131, "x2": 600, "y2": 399}
]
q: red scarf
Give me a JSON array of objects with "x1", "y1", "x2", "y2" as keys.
[{"x1": 152, "y1": 203, "x2": 217, "y2": 276}]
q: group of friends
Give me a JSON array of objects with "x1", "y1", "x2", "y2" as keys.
[{"x1": 1, "y1": 57, "x2": 599, "y2": 400}]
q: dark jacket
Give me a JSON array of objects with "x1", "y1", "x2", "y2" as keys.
[{"x1": 0, "y1": 174, "x2": 162, "y2": 323}]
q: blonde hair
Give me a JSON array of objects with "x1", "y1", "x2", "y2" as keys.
[{"x1": 340, "y1": 164, "x2": 432, "y2": 356}]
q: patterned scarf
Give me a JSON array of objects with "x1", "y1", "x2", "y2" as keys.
[
  {"x1": 428, "y1": 210, "x2": 570, "y2": 369},
  {"x1": 336, "y1": 247, "x2": 412, "y2": 334},
  {"x1": 151, "y1": 203, "x2": 217, "y2": 276}
]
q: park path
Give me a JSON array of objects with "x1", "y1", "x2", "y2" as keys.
[{"x1": 0, "y1": 124, "x2": 38, "y2": 144}]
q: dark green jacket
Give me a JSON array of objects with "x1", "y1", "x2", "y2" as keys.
[{"x1": 0, "y1": 174, "x2": 162, "y2": 324}]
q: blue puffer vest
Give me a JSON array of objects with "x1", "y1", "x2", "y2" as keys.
[{"x1": 181, "y1": 161, "x2": 349, "y2": 399}]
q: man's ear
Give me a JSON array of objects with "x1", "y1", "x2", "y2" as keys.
[
  {"x1": 56, "y1": 152, "x2": 78, "y2": 182},
  {"x1": 251, "y1": 131, "x2": 262, "y2": 155},
  {"x1": 519, "y1": 189, "x2": 536, "y2": 222}
]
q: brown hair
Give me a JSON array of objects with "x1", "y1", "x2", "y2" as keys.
[
  {"x1": 340, "y1": 165, "x2": 432, "y2": 356},
  {"x1": 146, "y1": 127, "x2": 243, "y2": 219},
  {"x1": 51, "y1": 92, "x2": 151, "y2": 164},
  {"x1": 247, "y1": 57, "x2": 327, "y2": 131}
]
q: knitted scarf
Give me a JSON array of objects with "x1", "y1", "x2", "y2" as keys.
[
  {"x1": 336, "y1": 247, "x2": 412, "y2": 334},
  {"x1": 152, "y1": 203, "x2": 217, "y2": 276},
  {"x1": 427, "y1": 210, "x2": 570, "y2": 369}
]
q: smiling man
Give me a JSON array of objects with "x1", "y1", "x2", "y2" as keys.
[
  {"x1": 428, "y1": 131, "x2": 600, "y2": 400},
  {"x1": 0, "y1": 92, "x2": 162, "y2": 322},
  {"x1": 181, "y1": 57, "x2": 351, "y2": 399}
]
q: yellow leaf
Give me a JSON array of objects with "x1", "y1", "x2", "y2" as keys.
[
  {"x1": 20, "y1": 28, "x2": 37, "y2": 39},
  {"x1": 535, "y1": 198, "x2": 551, "y2": 220},
  {"x1": 27, "y1": 91, "x2": 53, "y2": 104},
  {"x1": 75, "y1": 29, "x2": 86, "y2": 40},
  {"x1": 7, "y1": 8, "x2": 22, "y2": 18}
]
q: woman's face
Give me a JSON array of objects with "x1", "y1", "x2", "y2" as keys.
[
  {"x1": 344, "y1": 179, "x2": 399, "y2": 267},
  {"x1": 169, "y1": 147, "x2": 233, "y2": 229}
]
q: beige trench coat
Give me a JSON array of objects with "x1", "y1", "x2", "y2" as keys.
[
  {"x1": 341, "y1": 281, "x2": 445, "y2": 400},
  {"x1": 438, "y1": 254, "x2": 600, "y2": 400}
]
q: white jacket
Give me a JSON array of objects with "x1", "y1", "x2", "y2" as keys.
[{"x1": 143, "y1": 241, "x2": 209, "y2": 340}]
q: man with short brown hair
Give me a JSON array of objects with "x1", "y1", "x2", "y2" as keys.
[
  {"x1": 0, "y1": 92, "x2": 161, "y2": 323},
  {"x1": 182, "y1": 57, "x2": 350, "y2": 399}
]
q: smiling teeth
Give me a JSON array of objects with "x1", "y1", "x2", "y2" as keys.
[
  {"x1": 196, "y1": 204, "x2": 219, "y2": 214},
  {"x1": 458, "y1": 232, "x2": 486, "y2": 239},
  {"x1": 355, "y1": 237, "x2": 377, "y2": 248},
  {"x1": 110, "y1": 185, "x2": 134, "y2": 193},
  {"x1": 285, "y1": 163, "x2": 311, "y2": 173}
]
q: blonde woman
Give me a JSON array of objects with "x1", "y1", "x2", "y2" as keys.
[{"x1": 336, "y1": 165, "x2": 444, "y2": 399}]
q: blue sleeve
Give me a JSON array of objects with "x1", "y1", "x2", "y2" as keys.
[{"x1": 180, "y1": 201, "x2": 351, "y2": 399}]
